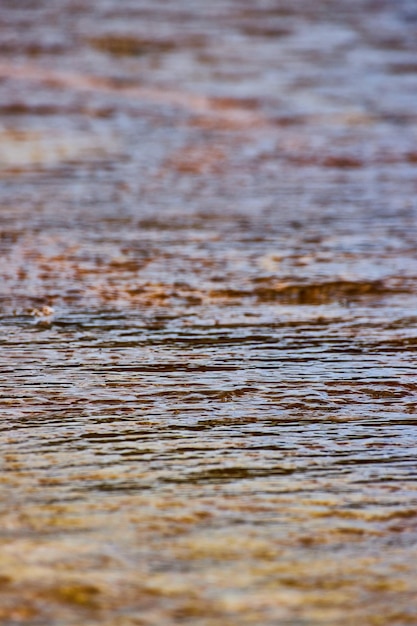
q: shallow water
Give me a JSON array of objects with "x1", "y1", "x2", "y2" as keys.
[{"x1": 1, "y1": 0, "x2": 417, "y2": 624}]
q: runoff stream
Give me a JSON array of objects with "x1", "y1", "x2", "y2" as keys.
[{"x1": 0, "y1": 0, "x2": 417, "y2": 624}]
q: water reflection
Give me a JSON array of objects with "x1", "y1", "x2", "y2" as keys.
[{"x1": 1, "y1": 0, "x2": 417, "y2": 624}]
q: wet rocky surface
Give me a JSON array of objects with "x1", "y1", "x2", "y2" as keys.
[{"x1": 1, "y1": 0, "x2": 417, "y2": 624}]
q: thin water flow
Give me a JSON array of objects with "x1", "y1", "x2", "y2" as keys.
[{"x1": 0, "y1": 0, "x2": 417, "y2": 624}]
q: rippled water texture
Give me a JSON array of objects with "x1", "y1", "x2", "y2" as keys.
[{"x1": 1, "y1": 0, "x2": 417, "y2": 624}]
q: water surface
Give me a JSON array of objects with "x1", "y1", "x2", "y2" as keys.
[{"x1": 1, "y1": 0, "x2": 417, "y2": 624}]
